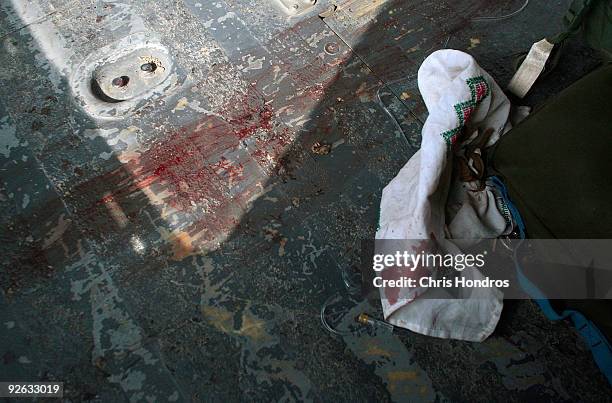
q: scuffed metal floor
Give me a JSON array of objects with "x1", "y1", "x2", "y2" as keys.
[{"x1": 0, "y1": 0, "x2": 610, "y2": 401}]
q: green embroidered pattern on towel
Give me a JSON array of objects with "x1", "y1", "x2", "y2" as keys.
[{"x1": 441, "y1": 76, "x2": 490, "y2": 145}]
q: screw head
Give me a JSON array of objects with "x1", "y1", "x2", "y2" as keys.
[
  {"x1": 111, "y1": 76, "x2": 129, "y2": 87},
  {"x1": 140, "y1": 62, "x2": 157, "y2": 73},
  {"x1": 324, "y1": 42, "x2": 339, "y2": 55}
]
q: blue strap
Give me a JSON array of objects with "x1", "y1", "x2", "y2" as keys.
[
  {"x1": 516, "y1": 257, "x2": 612, "y2": 385},
  {"x1": 489, "y1": 176, "x2": 525, "y2": 238},
  {"x1": 490, "y1": 175, "x2": 612, "y2": 385}
]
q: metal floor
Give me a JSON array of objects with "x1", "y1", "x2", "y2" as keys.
[{"x1": 0, "y1": 0, "x2": 610, "y2": 401}]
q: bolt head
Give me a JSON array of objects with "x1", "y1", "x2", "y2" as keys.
[
  {"x1": 140, "y1": 62, "x2": 156, "y2": 73},
  {"x1": 324, "y1": 42, "x2": 339, "y2": 54},
  {"x1": 111, "y1": 76, "x2": 129, "y2": 87}
]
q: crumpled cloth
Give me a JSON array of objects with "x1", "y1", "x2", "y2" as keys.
[{"x1": 376, "y1": 49, "x2": 514, "y2": 342}]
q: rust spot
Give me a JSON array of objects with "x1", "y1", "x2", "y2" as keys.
[
  {"x1": 311, "y1": 141, "x2": 331, "y2": 155},
  {"x1": 166, "y1": 230, "x2": 195, "y2": 261},
  {"x1": 364, "y1": 344, "x2": 392, "y2": 357},
  {"x1": 202, "y1": 305, "x2": 271, "y2": 343},
  {"x1": 387, "y1": 370, "x2": 419, "y2": 393}
]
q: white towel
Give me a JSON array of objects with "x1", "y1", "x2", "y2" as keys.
[{"x1": 376, "y1": 49, "x2": 513, "y2": 342}]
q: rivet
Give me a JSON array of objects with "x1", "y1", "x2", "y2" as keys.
[
  {"x1": 112, "y1": 76, "x2": 129, "y2": 87},
  {"x1": 324, "y1": 42, "x2": 339, "y2": 55},
  {"x1": 140, "y1": 62, "x2": 157, "y2": 73}
]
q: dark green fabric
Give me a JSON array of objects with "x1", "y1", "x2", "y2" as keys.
[
  {"x1": 493, "y1": 64, "x2": 612, "y2": 339},
  {"x1": 537, "y1": 0, "x2": 611, "y2": 79},
  {"x1": 559, "y1": 0, "x2": 612, "y2": 59},
  {"x1": 493, "y1": 64, "x2": 612, "y2": 239},
  {"x1": 581, "y1": 0, "x2": 612, "y2": 59}
]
